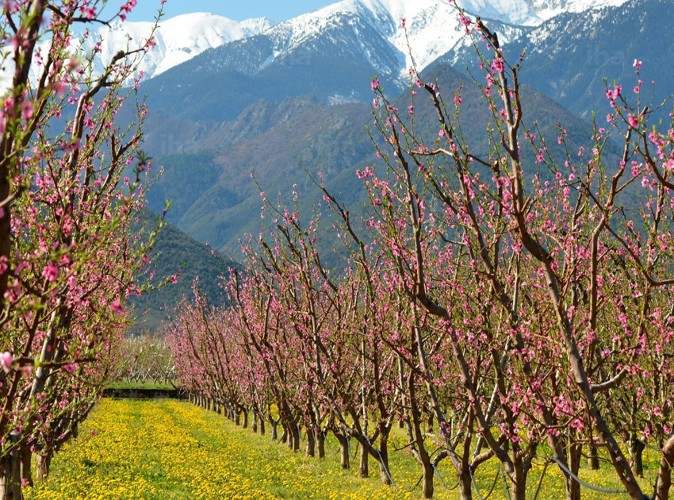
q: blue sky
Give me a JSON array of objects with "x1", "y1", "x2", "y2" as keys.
[{"x1": 128, "y1": 1, "x2": 337, "y2": 22}]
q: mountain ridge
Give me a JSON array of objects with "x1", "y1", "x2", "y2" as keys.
[{"x1": 78, "y1": 0, "x2": 633, "y2": 85}]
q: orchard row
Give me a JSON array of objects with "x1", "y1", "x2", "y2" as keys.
[
  {"x1": 167, "y1": 12, "x2": 674, "y2": 500},
  {"x1": 0, "y1": 2, "x2": 163, "y2": 498}
]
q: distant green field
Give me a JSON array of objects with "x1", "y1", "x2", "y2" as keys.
[{"x1": 26, "y1": 399, "x2": 660, "y2": 499}]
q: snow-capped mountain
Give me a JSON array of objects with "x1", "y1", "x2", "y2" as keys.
[
  {"x1": 91, "y1": 0, "x2": 632, "y2": 84},
  {"x1": 1, "y1": 0, "x2": 635, "y2": 93},
  {"x1": 508, "y1": 0, "x2": 673, "y2": 119},
  {"x1": 138, "y1": 0, "x2": 665, "y2": 261},
  {"x1": 0, "y1": 13, "x2": 271, "y2": 91},
  {"x1": 88, "y1": 12, "x2": 272, "y2": 80},
  {"x1": 527, "y1": 0, "x2": 630, "y2": 20}
]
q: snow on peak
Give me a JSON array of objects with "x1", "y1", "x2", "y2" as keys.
[
  {"x1": 344, "y1": 0, "x2": 631, "y2": 75},
  {"x1": 92, "y1": 13, "x2": 272, "y2": 80},
  {"x1": 458, "y1": 0, "x2": 541, "y2": 25},
  {"x1": 253, "y1": 0, "x2": 463, "y2": 78},
  {"x1": 246, "y1": 0, "x2": 546, "y2": 82},
  {"x1": 354, "y1": 0, "x2": 468, "y2": 72},
  {"x1": 350, "y1": 0, "x2": 535, "y2": 74},
  {"x1": 529, "y1": 0, "x2": 631, "y2": 21},
  {"x1": 2, "y1": 0, "x2": 634, "y2": 92}
]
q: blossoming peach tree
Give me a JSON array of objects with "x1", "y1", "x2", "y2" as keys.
[
  {"x1": 167, "y1": 5, "x2": 674, "y2": 500},
  {"x1": 362, "y1": 6, "x2": 673, "y2": 499},
  {"x1": 0, "y1": 1, "x2": 162, "y2": 497}
]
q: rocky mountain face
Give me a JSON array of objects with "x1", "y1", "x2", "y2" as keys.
[
  {"x1": 142, "y1": 63, "x2": 603, "y2": 257},
  {"x1": 509, "y1": 0, "x2": 673, "y2": 120}
]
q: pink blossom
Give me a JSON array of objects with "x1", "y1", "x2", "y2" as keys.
[
  {"x1": 628, "y1": 113, "x2": 639, "y2": 129},
  {"x1": 491, "y1": 57, "x2": 504, "y2": 73},
  {"x1": 111, "y1": 299, "x2": 124, "y2": 314},
  {"x1": 80, "y1": 6, "x2": 96, "y2": 19},
  {"x1": 457, "y1": 13, "x2": 471, "y2": 32},
  {"x1": 119, "y1": 0, "x2": 137, "y2": 21},
  {"x1": 371, "y1": 78, "x2": 380, "y2": 92},
  {"x1": 63, "y1": 363, "x2": 78, "y2": 373},
  {"x1": 0, "y1": 352, "x2": 12, "y2": 373},
  {"x1": 21, "y1": 99, "x2": 33, "y2": 120},
  {"x1": 42, "y1": 262, "x2": 59, "y2": 282},
  {"x1": 605, "y1": 85, "x2": 622, "y2": 107}
]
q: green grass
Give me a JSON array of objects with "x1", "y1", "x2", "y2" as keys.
[{"x1": 26, "y1": 399, "x2": 662, "y2": 499}]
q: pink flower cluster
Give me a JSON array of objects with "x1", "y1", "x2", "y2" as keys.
[
  {"x1": 119, "y1": 0, "x2": 138, "y2": 21},
  {"x1": 0, "y1": 351, "x2": 12, "y2": 373}
]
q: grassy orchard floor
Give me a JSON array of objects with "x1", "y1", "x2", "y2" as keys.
[{"x1": 27, "y1": 399, "x2": 661, "y2": 499}]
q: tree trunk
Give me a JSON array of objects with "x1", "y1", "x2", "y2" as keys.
[
  {"x1": 259, "y1": 414, "x2": 265, "y2": 436},
  {"x1": 379, "y1": 437, "x2": 392, "y2": 486},
  {"x1": 271, "y1": 419, "x2": 279, "y2": 441},
  {"x1": 628, "y1": 433, "x2": 645, "y2": 477},
  {"x1": 35, "y1": 452, "x2": 52, "y2": 483},
  {"x1": 655, "y1": 434, "x2": 674, "y2": 500},
  {"x1": 0, "y1": 449, "x2": 22, "y2": 500},
  {"x1": 336, "y1": 432, "x2": 350, "y2": 469},
  {"x1": 588, "y1": 444, "x2": 600, "y2": 470},
  {"x1": 422, "y1": 460, "x2": 434, "y2": 499},
  {"x1": 252, "y1": 412, "x2": 258, "y2": 433},
  {"x1": 510, "y1": 460, "x2": 528, "y2": 500},
  {"x1": 290, "y1": 423, "x2": 300, "y2": 452},
  {"x1": 305, "y1": 427, "x2": 315, "y2": 458},
  {"x1": 19, "y1": 448, "x2": 31, "y2": 489},
  {"x1": 565, "y1": 443, "x2": 581, "y2": 500},
  {"x1": 242, "y1": 409, "x2": 248, "y2": 429},
  {"x1": 317, "y1": 429, "x2": 325, "y2": 459},
  {"x1": 458, "y1": 467, "x2": 472, "y2": 500},
  {"x1": 359, "y1": 443, "x2": 369, "y2": 478}
]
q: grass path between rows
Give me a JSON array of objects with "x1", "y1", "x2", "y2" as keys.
[
  {"x1": 26, "y1": 398, "x2": 660, "y2": 499},
  {"x1": 26, "y1": 399, "x2": 417, "y2": 499}
]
